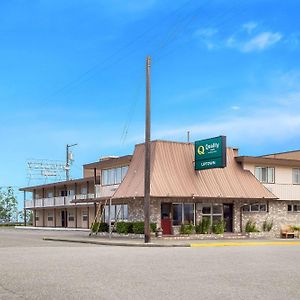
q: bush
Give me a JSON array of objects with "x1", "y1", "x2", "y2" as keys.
[
  {"x1": 116, "y1": 222, "x2": 133, "y2": 234},
  {"x1": 293, "y1": 226, "x2": 300, "y2": 231},
  {"x1": 195, "y1": 217, "x2": 211, "y2": 234},
  {"x1": 132, "y1": 222, "x2": 144, "y2": 234},
  {"x1": 212, "y1": 220, "x2": 226, "y2": 234},
  {"x1": 150, "y1": 223, "x2": 157, "y2": 233},
  {"x1": 262, "y1": 219, "x2": 273, "y2": 232},
  {"x1": 91, "y1": 222, "x2": 108, "y2": 233},
  {"x1": 180, "y1": 224, "x2": 194, "y2": 235},
  {"x1": 245, "y1": 220, "x2": 259, "y2": 233}
]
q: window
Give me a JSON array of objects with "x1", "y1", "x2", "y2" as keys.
[
  {"x1": 104, "y1": 204, "x2": 128, "y2": 222},
  {"x1": 255, "y1": 167, "x2": 275, "y2": 183},
  {"x1": 172, "y1": 203, "x2": 195, "y2": 225},
  {"x1": 101, "y1": 166, "x2": 129, "y2": 186},
  {"x1": 288, "y1": 204, "x2": 300, "y2": 212},
  {"x1": 47, "y1": 191, "x2": 53, "y2": 198},
  {"x1": 60, "y1": 190, "x2": 67, "y2": 196},
  {"x1": 201, "y1": 204, "x2": 223, "y2": 225},
  {"x1": 82, "y1": 211, "x2": 88, "y2": 222},
  {"x1": 81, "y1": 187, "x2": 87, "y2": 194},
  {"x1": 243, "y1": 203, "x2": 267, "y2": 212},
  {"x1": 68, "y1": 212, "x2": 75, "y2": 222},
  {"x1": 47, "y1": 212, "x2": 53, "y2": 221},
  {"x1": 35, "y1": 214, "x2": 39, "y2": 221},
  {"x1": 293, "y1": 169, "x2": 300, "y2": 185}
]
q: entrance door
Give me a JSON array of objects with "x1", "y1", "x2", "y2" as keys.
[
  {"x1": 223, "y1": 204, "x2": 233, "y2": 232},
  {"x1": 161, "y1": 203, "x2": 172, "y2": 235},
  {"x1": 61, "y1": 211, "x2": 67, "y2": 228}
]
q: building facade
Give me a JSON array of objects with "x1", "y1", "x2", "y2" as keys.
[{"x1": 21, "y1": 141, "x2": 300, "y2": 236}]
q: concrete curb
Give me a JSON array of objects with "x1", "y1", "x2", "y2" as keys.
[
  {"x1": 43, "y1": 237, "x2": 300, "y2": 248},
  {"x1": 15, "y1": 226, "x2": 89, "y2": 232},
  {"x1": 43, "y1": 237, "x2": 190, "y2": 247}
]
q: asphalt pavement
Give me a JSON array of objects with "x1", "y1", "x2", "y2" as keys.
[{"x1": 1, "y1": 227, "x2": 300, "y2": 300}]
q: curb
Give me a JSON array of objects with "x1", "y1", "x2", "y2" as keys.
[
  {"x1": 43, "y1": 237, "x2": 190, "y2": 247},
  {"x1": 43, "y1": 237, "x2": 300, "y2": 248}
]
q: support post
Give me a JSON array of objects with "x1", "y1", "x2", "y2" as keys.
[
  {"x1": 109, "y1": 198, "x2": 112, "y2": 239},
  {"x1": 144, "y1": 56, "x2": 151, "y2": 243},
  {"x1": 23, "y1": 191, "x2": 26, "y2": 226}
]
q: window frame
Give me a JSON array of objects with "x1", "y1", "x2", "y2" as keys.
[
  {"x1": 292, "y1": 168, "x2": 300, "y2": 185},
  {"x1": 172, "y1": 203, "x2": 195, "y2": 226},
  {"x1": 255, "y1": 166, "x2": 275, "y2": 184},
  {"x1": 47, "y1": 212, "x2": 53, "y2": 222},
  {"x1": 101, "y1": 166, "x2": 129, "y2": 186},
  {"x1": 287, "y1": 203, "x2": 300, "y2": 213},
  {"x1": 243, "y1": 203, "x2": 267, "y2": 213}
]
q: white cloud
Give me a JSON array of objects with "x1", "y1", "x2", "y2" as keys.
[
  {"x1": 241, "y1": 32, "x2": 282, "y2": 52},
  {"x1": 194, "y1": 27, "x2": 218, "y2": 49},
  {"x1": 152, "y1": 110, "x2": 300, "y2": 146},
  {"x1": 231, "y1": 106, "x2": 240, "y2": 110}
]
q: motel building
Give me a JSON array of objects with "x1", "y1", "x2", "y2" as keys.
[{"x1": 21, "y1": 138, "x2": 300, "y2": 236}]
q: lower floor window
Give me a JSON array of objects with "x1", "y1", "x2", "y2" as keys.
[
  {"x1": 35, "y1": 214, "x2": 39, "y2": 221},
  {"x1": 104, "y1": 204, "x2": 128, "y2": 222},
  {"x1": 288, "y1": 204, "x2": 300, "y2": 212},
  {"x1": 201, "y1": 204, "x2": 223, "y2": 225},
  {"x1": 82, "y1": 211, "x2": 88, "y2": 222},
  {"x1": 172, "y1": 203, "x2": 195, "y2": 225},
  {"x1": 68, "y1": 212, "x2": 75, "y2": 222},
  {"x1": 243, "y1": 204, "x2": 267, "y2": 212},
  {"x1": 47, "y1": 212, "x2": 53, "y2": 221}
]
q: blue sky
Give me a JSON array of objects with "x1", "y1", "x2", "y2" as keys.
[{"x1": 1, "y1": 0, "x2": 300, "y2": 205}]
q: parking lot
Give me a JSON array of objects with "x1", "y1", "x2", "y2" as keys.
[{"x1": 1, "y1": 227, "x2": 300, "y2": 299}]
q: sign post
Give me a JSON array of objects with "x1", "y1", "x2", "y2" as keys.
[{"x1": 195, "y1": 136, "x2": 226, "y2": 171}]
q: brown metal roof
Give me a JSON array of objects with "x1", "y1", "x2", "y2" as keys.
[
  {"x1": 113, "y1": 140, "x2": 276, "y2": 200},
  {"x1": 19, "y1": 177, "x2": 96, "y2": 192},
  {"x1": 236, "y1": 156, "x2": 300, "y2": 167},
  {"x1": 261, "y1": 150, "x2": 300, "y2": 160},
  {"x1": 83, "y1": 155, "x2": 132, "y2": 169}
]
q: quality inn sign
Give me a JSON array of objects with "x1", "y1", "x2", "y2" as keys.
[{"x1": 194, "y1": 136, "x2": 227, "y2": 171}]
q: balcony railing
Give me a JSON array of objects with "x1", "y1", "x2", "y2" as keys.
[{"x1": 24, "y1": 193, "x2": 96, "y2": 209}]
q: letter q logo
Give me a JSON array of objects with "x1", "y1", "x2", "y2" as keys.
[{"x1": 197, "y1": 145, "x2": 205, "y2": 155}]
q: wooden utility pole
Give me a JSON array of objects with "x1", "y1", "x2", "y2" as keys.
[{"x1": 144, "y1": 56, "x2": 151, "y2": 243}]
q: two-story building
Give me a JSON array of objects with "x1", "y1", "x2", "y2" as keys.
[{"x1": 21, "y1": 140, "x2": 300, "y2": 236}]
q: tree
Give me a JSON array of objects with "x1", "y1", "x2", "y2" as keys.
[{"x1": 0, "y1": 187, "x2": 18, "y2": 223}]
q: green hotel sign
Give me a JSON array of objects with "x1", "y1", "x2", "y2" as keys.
[{"x1": 195, "y1": 136, "x2": 226, "y2": 171}]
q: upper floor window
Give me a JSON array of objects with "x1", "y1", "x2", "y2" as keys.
[
  {"x1": 255, "y1": 167, "x2": 275, "y2": 183},
  {"x1": 101, "y1": 166, "x2": 128, "y2": 186},
  {"x1": 292, "y1": 168, "x2": 300, "y2": 185}
]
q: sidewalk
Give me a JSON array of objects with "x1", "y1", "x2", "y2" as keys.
[{"x1": 43, "y1": 235, "x2": 300, "y2": 248}]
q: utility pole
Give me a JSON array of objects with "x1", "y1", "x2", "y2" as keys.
[
  {"x1": 66, "y1": 144, "x2": 77, "y2": 181},
  {"x1": 144, "y1": 56, "x2": 151, "y2": 243}
]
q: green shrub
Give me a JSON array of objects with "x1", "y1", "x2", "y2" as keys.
[
  {"x1": 150, "y1": 223, "x2": 157, "y2": 233},
  {"x1": 212, "y1": 220, "x2": 226, "y2": 234},
  {"x1": 132, "y1": 222, "x2": 144, "y2": 234},
  {"x1": 91, "y1": 222, "x2": 108, "y2": 233},
  {"x1": 293, "y1": 225, "x2": 300, "y2": 231},
  {"x1": 116, "y1": 222, "x2": 134, "y2": 234},
  {"x1": 91, "y1": 222, "x2": 100, "y2": 233},
  {"x1": 180, "y1": 224, "x2": 194, "y2": 235},
  {"x1": 196, "y1": 217, "x2": 211, "y2": 234},
  {"x1": 245, "y1": 220, "x2": 259, "y2": 233},
  {"x1": 262, "y1": 219, "x2": 273, "y2": 232}
]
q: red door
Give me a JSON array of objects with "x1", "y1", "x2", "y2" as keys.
[
  {"x1": 161, "y1": 203, "x2": 172, "y2": 235},
  {"x1": 161, "y1": 218, "x2": 172, "y2": 235}
]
